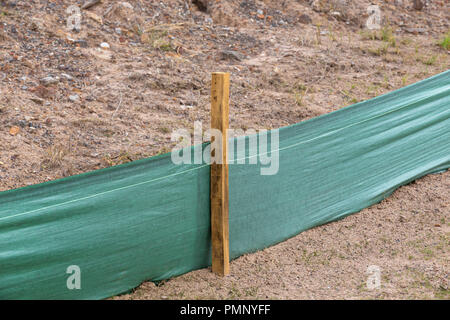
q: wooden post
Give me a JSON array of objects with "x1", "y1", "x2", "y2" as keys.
[{"x1": 210, "y1": 72, "x2": 230, "y2": 276}]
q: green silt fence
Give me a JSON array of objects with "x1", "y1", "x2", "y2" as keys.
[{"x1": 0, "y1": 70, "x2": 449, "y2": 299}]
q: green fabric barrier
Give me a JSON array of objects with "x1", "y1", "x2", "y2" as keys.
[
  {"x1": 0, "y1": 70, "x2": 449, "y2": 299},
  {"x1": 229, "y1": 70, "x2": 449, "y2": 258}
]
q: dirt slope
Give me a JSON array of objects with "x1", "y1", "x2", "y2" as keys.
[{"x1": 0, "y1": 0, "x2": 448, "y2": 191}]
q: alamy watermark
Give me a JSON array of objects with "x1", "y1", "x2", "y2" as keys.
[
  {"x1": 366, "y1": 265, "x2": 381, "y2": 290},
  {"x1": 171, "y1": 121, "x2": 279, "y2": 176},
  {"x1": 66, "y1": 265, "x2": 81, "y2": 290}
]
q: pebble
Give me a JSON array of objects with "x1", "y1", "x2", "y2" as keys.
[
  {"x1": 76, "y1": 39, "x2": 88, "y2": 48},
  {"x1": 30, "y1": 97, "x2": 44, "y2": 105},
  {"x1": 100, "y1": 42, "x2": 110, "y2": 49},
  {"x1": 40, "y1": 76, "x2": 59, "y2": 86},
  {"x1": 220, "y1": 50, "x2": 245, "y2": 61},
  {"x1": 404, "y1": 27, "x2": 427, "y2": 34},
  {"x1": 180, "y1": 104, "x2": 194, "y2": 110},
  {"x1": 298, "y1": 14, "x2": 312, "y2": 25},
  {"x1": 115, "y1": 28, "x2": 122, "y2": 35},
  {"x1": 61, "y1": 73, "x2": 74, "y2": 81},
  {"x1": 120, "y1": 2, "x2": 134, "y2": 10},
  {"x1": 69, "y1": 94, "x2": 80, "y2": 102}
]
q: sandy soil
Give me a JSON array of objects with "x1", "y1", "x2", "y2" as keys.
[
  {"x1": 0, "y1": 0, "x2": 448, "y2": 299},
  {"x1": 115, "y1": 170, "x2": 449, "y2": 300}
]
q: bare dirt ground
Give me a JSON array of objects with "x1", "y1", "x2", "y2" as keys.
[{"x1": 0, "y1": 0, "x2": 448, "y2": 299}]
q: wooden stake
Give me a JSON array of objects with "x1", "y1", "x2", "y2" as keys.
[{"x1": 210, "y1": 72, "x2": 230, "y2": 276}]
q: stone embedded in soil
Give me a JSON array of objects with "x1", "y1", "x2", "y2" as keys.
[
  {"x1": 1, "y1": 0, "x2": 449, "y2": 218},
  {"x1": 69, "y1": 94, "x2": 80, "y2": 102},
  {"x1": 404, "y1": 27, "x2": 427, "y2": 34},
  {"x1": 120, "y1": 2, "x2": 134, "y2": 10},
  {"x1": 100, "y1": 42, "x2": 111, "y2": 49},
  {"x1": 30, "y1": 97, "x2": 44, "y2": 105},
  {"x1": 298, "y1": 14, "x2": 312, "y2": 24},
  {"x1": 413, "y1": 0, "x2": 424, "y2": 10},
  {"x1": 9, "y1": 126, "x2": 20, "y2": 136},
  {"x1": 81, "y1": 0, "x2": 101, "y2": 10},
  {"x1": 40, "y1": 76, "x2": 59, "y2": 86},
  {"x1": 61, "y1": 73, "x2": 74, "y2": 81},
  {"x1": 192, "y1": 0, "x2": 208, "y2": 12},
  {"x1": 76, "y1": 39, "x2": 88, "y2": 48}
]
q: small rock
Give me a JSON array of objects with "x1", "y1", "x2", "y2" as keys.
[
  {"x1": 89, "y1": 48, "x2": 113, "y2": 60},
  {"x1": 413, "y1": 0, "x2": 424, "y2": 10},
  {"x1": 115, "y1": 27, "x2": 122, "y2": 35},
  {"x1": 9, "y1": 126, "x2": 20, "y2": 136},
  {"x1": 40, "y1": 76, "x2": 59, "y2": 86},
  {"x1": 220, "y1": 50, "x2": 245, "y2": 62},
  {"x1": 100, "y1": 42, "x2": 110, "y2": 49},
  {"x1": 193, "y1": 0, "x2": 208, "y2": 11},
  {"x1": 75, "y1": 39, "x2": 88, "y2": 48},
  {"x1": 61, "y1": 73, "x2": 74, "y2": 81},
  {"x1": 17, "y1": 120, "x2": 27, "y2": 128},
  {"x1": 404, "y1": 27, "x2": 426, "y2": 34},
  {"x1": 68, "y1": 37, "x2": 88, "y2": 48},
  {"x1": 30, "y1": 97, "x2": 44, "y2": 105},
  {"x1": 120, "y1": 2, "x2": 134, "y2": 10},
  {"x1": 311, "y1": 0, "x2": 323, "y2": 12},
  {"x1": 81, "y1": 0, "x2": 101, "y2": 10},
  {"x1": 69, "y1": 94, "x2": 80, "y2": 102},
  {"x1": 298, "y1": 14, "x2": 312, "y2": 24}
]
